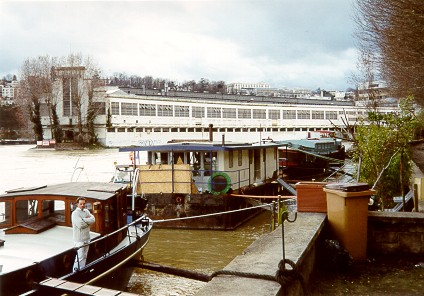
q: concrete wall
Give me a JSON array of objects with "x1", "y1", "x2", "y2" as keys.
[{"x1": 368, "y1": 211, "x2": 424, "y2": 256}]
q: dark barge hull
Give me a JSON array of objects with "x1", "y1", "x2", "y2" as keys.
[{"x1": 143, "y1": 182, "x2": 279, "y2": 230}]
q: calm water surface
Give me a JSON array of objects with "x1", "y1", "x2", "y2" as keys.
[{"x1": 1, "y1": 144, "x2": 274, "y2": 295}]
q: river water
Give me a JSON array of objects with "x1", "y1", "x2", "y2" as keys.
[{"x1": 0, "y1": 144, "x2": 274, "y2": 295}]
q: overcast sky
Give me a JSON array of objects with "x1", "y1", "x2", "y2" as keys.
[{"x1": 0, "y1": 0, "x2": 358, "y2": 90}]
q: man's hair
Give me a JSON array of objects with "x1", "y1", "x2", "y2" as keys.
[{"x1": 76, "y1": 197, "x2": 86, "y2": 203}]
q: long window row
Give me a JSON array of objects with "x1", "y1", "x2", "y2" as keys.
[
  {"x1": 107, "y1": 126, "x2": 334, "y2": 133},
  {"x1": 111, "y1": 101, "x2": 360, "y2": 120}
]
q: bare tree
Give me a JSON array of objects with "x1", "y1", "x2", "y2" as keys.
[
  {"x1": 354, "y1": 0, "x2": 424, "y2": 106},
  {"x1": 18, "y1": 55, "x2": 58, "y2": 141}
]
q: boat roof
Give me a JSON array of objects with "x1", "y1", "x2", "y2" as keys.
[
  {"x1": 0, "y1": 182, "x2": 127, "y2": 200},
  {"x1": 0, "y1": 226, "x2": 99, "y2": 274},
  {"x1": 119, "y1": 141, "x2": 285, "y2": 153}
]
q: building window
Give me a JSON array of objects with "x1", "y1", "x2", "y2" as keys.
[
  {"x1": 283, "y1": 110, "x2": 296, "y2": 119},
  {"x1": 139, "y1": 103, "x2": 156, "y2": 116},
  {"x1": 111, "y1": 102, "x2": 120, "y2": 115},
  {"x1": 238, "y1": 109, "x2": 251, "y2": 119},
  {"x1": 121, "y1": 103, "x2": 138, "y2": 116},
  {"x1": 297, "y1": 110, "x2": 310, "y2": 119},
  {"x1": 158, "y1": 104, "x2": 173, "y2": 117},
  {"x1": 325, "y1": 111, "x2": 338, "y2": 120},
  {"x1": 253, "y1": 109, "x2": 266, "y2": 119},
  {"x1": 312, "y1": 110, "x2": 324, "y2": 119},
  {"x1": 175, "y1": 105, "x2": 189, "y2": 117},
  {"x1": 192, "y1": 106, "x2": 205, "y2": 118},
  {"x1": 269, "y1": 110, "x2": 280, "y2": 120},
  {"x1": 207, "y1": 107, "x2": 221, "y2": 118},
  {"x1": 222, "y1": 108, "x2": 237, "y2": 118}
]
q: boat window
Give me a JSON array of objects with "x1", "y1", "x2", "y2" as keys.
[
  {"x1": 0, "y1": 201, "x2": 11, "y2": 225},
  {"x1": 70, "y1": 201, "x2": 93, "y2": 213},
  {"x1": 42, "y1": 200, "x2": 65, "y2": 223},
  {"x1": 238, "y1": 150, "x2": 242, "y2": 166},
  {"x1": 16, "y1": 200, "x2": 38, "y2": 223},
  {"x1": 229, "y1": 150, "x2": 234, "y2": 168}
]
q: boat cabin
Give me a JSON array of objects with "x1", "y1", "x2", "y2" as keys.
[
  {"x1": 0, "y1": 182, "x2": 130, "y2": 236},
  {"x1": 119, "y1": 141, "x2": 284, "y2": 195}
]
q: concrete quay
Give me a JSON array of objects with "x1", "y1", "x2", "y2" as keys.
[{"x1": 195, "y1": 212, "x2": 327, "y2": 296}]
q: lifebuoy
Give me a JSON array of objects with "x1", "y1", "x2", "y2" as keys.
[
  {"x1": 175, "y1": 196, "x2": 183, "y2": 203},
  {"x1": 208, "y1": 172, "x2": 232, "y2": 195}
]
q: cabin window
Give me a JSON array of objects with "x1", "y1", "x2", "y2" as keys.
[
  {"x1": 127, "y1": 127, "x2": 134, "y2": 132},
  {"x1": 136, "y1": 127, "x2": 143, "y2": 132},
  {"x1": 117, "y1": 128, "x2": 125, "y2": 132},
  {"x1": 16, "y1": 200, "x2": 38, "y2": 223},
  {"x1": 0, "y1": 201, "x2": 11, "y2": 225},
  {"x1": 163, "y1": 128, "x2": 170, "y2": 132},
  {"x1": 227, "y1": 128, "x2": 233, "y2": 132},
  {"x1": 154, "y1": 128, "x2": 161, "y2": 132},
  {"x1": 42, "y1": 200, "x2": 65, "y2": 223},
  {"x1": 238, "y1": 150, "x2": 242, "y2": 166},
  {"x1": 180, "y1": 128, "x2": 187, "y2": 132},
  {"x1": 107, "y1": 128, "x2": 115, "y2": 132},
  {"x1": 229, "y1": 151, "x2": 234, "y2": 168}
]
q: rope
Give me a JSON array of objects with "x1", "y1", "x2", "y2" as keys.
[{"x1": 152, "y1": 202, "x2": 273, "y2": 223}]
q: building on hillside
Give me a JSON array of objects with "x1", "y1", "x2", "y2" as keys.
[{"x1": 226, "y1": 82, "x2": 271, "y2": 95}]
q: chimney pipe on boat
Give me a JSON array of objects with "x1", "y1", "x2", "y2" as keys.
[{"x1": 209, "y1": 124, "x2": 213, "y2": 142}]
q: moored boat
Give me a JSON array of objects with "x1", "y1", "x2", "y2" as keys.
[
  {"x1": 0, "y1": 182, "x2": 152, "y2": 295},
  {"x1": 278, "y1": 131, "x2": 346, "y2": 180},
  {"x1": 117, "y1": 139, "x2": 287, "y2": 230}
]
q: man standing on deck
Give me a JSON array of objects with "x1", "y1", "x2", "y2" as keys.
[{"x1": 72, "y1": 197, "x2": 95, "y2": 271}]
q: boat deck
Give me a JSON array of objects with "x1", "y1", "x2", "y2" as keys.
[{"x1": 0, "y1": 225, "x2": 99, "y2": 274}]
